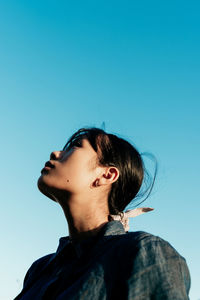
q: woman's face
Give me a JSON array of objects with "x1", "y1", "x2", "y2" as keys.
[{"x1": 38, "y1": 139, "x2": 101, "y2": 200}]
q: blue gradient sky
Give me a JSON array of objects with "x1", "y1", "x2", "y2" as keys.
[{"x1": 0, "y1": 1, "x2": 199, "y2": 299}]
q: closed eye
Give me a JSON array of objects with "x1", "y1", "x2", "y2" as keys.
[
  {"x1": 72, "y1": 140, "x2": 82, "y2": 147},
  {"x1": 63, "y1": 139, "x2": 82, "y2": 151}
]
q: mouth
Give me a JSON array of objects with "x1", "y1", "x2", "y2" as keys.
[
  {"x1": 45, "y1": 161, "x2": 54, "y2": 168},
  {"x1": 41, "y1": 161, "x2": 55, "y2": 174}
]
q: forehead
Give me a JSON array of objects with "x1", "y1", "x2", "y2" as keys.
[{"x1": 81, "y1": 139, "x2": 96, "y2": 152}]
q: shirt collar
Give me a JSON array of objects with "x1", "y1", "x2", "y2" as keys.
[{"x1": 56, "y1": 221, "x2": 125, "y2": 258}]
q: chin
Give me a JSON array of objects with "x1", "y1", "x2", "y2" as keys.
[{"x1": 37, "y1": 175, "x2": 57, "y2": 202}]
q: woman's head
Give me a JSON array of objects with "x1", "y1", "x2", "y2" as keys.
[
  {"x1": 62, "y1": 127, "x2": 145, "y2": 215},
  {"x1": 38, "y1": 127, "x2": 155, "y2": 216}
]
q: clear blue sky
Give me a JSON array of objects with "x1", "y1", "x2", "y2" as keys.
[{"x1": 0, "y1": 1, "x2": 199, "y2": 299}]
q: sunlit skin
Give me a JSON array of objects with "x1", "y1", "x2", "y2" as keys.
[{"x1": 38, "y1": 139, "x2": 119, "y2": 241}]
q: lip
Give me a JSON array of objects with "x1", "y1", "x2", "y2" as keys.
[
  {"x1": 45, "y1": 161, "x2": 55, "y2": 168},
  {"x1": 41, "y1": 161, "x2": 55, "y2": 174}
]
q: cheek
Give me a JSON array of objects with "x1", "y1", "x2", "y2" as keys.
[
  {"x1": 62, "y1": 164, "x2": 94, "y2": 192},
  {"x1": 46, "y1": 166, "x2": 82, "y2": 192},
  {"x1": 38, "y1": 168, "x2": 69, "y2": 190},
  {"x1": 41, "y1": 155, "x2": 96, "y2": 192}
]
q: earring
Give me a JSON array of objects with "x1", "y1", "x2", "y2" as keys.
[{"x1": 95, "y1": 179, "x2": 99, "y2": 187}]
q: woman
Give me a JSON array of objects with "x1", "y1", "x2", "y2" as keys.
[{"x1": 15, "y1": 127, "x2": 190, "y2": 299}]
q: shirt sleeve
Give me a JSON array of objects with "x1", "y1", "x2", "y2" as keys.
[{"x1": 127, "y1": 237, "x2": 191, "y2": 300}]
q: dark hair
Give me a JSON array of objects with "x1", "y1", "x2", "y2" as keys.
[{"x1": 63, "y1": 127, "x2": 156, "y2": 215}]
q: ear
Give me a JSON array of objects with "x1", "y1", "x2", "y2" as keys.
[{"x1": 100, "y1": 167, "x2": 119, "y2": 186}]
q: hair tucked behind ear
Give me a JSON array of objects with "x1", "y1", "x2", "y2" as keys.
[{"x1": 63, "y1": 127, "x2": 157, "y2": 215}]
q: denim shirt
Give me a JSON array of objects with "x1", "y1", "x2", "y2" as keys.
[{"x1": 14, "y1": 221, "x2": 190, "y2": 300}]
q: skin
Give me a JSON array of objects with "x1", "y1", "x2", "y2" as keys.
[{"x1": 38, "y1": 139, "x2": 119, "y2": 241}]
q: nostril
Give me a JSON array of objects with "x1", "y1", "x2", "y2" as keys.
[{"x1": 50, "y1": 151, "x2": 63, "y2": 160}]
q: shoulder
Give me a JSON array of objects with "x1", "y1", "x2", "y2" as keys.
[
  {"x1": 114, "y1": 231, "x2": 188, "y2": 271},
  {"x1": 23, "y1": 253, "x2": 54, "y2": 287},
  {"x1": 117, "y1": 230, "x2": 183, "y2": 256},
  {"x1": 121, "y1": 230, "x2": 172, "y2": 246},
  {"x1": 27, "y1": 253, "x2": 54, "y2": 271},
  {"x1": 115, "y1": 231, "x2": 191, "y2": 297}
]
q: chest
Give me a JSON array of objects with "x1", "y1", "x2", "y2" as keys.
[{"x1": 23, "y1": 246, "x2": 130, "y2": 300}]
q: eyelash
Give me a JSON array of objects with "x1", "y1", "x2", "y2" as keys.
[
  {"x1": 72, "y1": 140, "x2": 82, "y2": 147},
  {"x1": 63, "y1": 139, "x2": 82, "y2": 152}
]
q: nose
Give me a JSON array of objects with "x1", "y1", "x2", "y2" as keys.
[{"x1": 50, "y1": 151, "x2": 63, "y2": 160}]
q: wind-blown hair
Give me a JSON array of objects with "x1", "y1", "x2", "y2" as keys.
[{"x1": 63, "y1": 128, "x2": 156, "y2": 215}]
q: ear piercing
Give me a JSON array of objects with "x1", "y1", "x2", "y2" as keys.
[{"x1": 94, "y1": 179, "x2": 99, "y2": 187}]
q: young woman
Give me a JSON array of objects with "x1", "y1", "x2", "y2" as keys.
[{"x1": 15, "y1": 127, "x2": 190, "y2": 299}]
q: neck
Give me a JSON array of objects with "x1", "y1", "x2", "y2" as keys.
[{"x1": 58, "y1": 193, "x2": 110, "y2": 242}]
